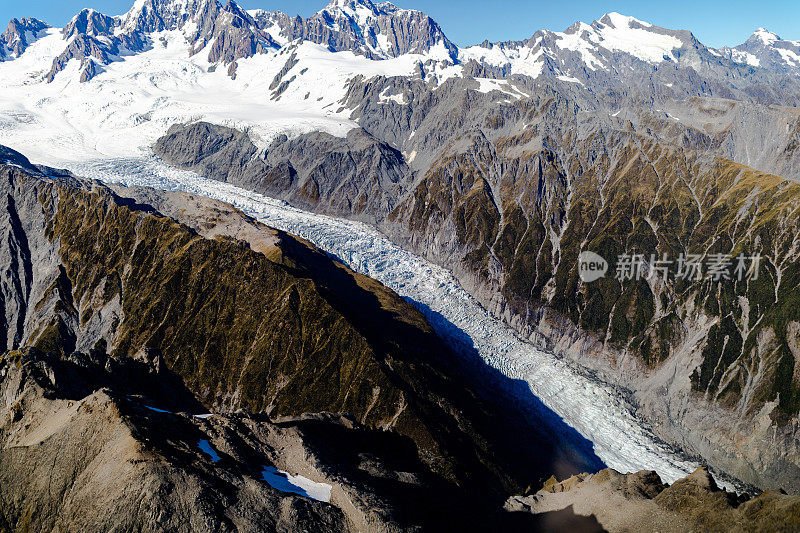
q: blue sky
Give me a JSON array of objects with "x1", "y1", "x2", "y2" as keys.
[{"x1": 2, "y1": 0, "x2": 798, "y2": 48}]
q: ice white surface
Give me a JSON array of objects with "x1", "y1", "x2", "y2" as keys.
[
  {"x1": 460, "y1": 42, "x2": 547, "y2": 78},
  {"x1": 554, "y1": 27, "x2": 604, "y2": 70},
  {"x1": 0, "y1": 27, "x2": 429, "y2": 163},
  {"x1": 776, "y1": 47, "x2": 800, "y2": 66},
  {"x1": 378, "y1": 86, "x2": 407, "y2": 105},
  {"x1": 473, "y1": 77, "x2": 526, "y2": 98},
  {"x1": 556, "y1": 75, "x2": 583, "y2": 85},
  {"x1": 262, "y1": 466, "x2": 333, "y2": 502},
  {"x1": 730, "y1": 49, "x2": 761, "y2": 67},
  {"x1": 67, "y1": 157, "x2": 724, "y2": 488},
  {"x1": 593, "y1": 12, "x2": 682, "y2": 63},
  {"x1": 753, "y1": 28, "x2": 780, "y2": 45}
]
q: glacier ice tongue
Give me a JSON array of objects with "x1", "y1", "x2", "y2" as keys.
[{"x1": 70, "y1": 156, "x2": 744, "y2": 491}]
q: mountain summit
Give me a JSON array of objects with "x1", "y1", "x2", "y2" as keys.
[{"x1": 722, "y1": 27, "x2": 800, "y2": 74}]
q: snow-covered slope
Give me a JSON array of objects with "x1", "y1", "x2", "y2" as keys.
[
  {"x1": 0, "y1": 0, "x2": 464, "y2": 163},
  {"x1": 0, "y1": 24, "x2": 426, "y2": 164},
  {"x1": 253, "y1": 0, "x2": 458, "y2": 60}
]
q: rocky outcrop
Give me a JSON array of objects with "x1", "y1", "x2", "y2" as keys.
[
  {"x1": 46, "y1": 32, "x2": 114, "y2": 82},
  {"x1": 120, "y1": 0, "x2": 212, "y2": 33},
  {"x1": 154, "y1": 122, "x2": 410, "y2": 220},
  {"x1": 63, "y1": 9, "x2": 116, "y2": 39},
  {"x1": 506, "y1": 467, "x2": 800, "y2": 532},
  {"x1": 201, "y1": 3, "x2": 279, "y2": 78},
  {"x1": 0, "y1": 18, "x2": 49, "y2": 58},
  {"x1": 254, "y1": 0, "x2": 457, "y2": 61},
  {"x1": 44, "y1": 8, "x2": 149, "y2": 83}
]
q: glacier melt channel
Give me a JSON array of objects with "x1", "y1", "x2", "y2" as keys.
[{"x1": 73, "y1": 157, "x2": 723, "y2": 488}]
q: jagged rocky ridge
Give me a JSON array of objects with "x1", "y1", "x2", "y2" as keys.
[
  {"x1": 0, "y1": 146, "x2": 617, "y2": 530},
  {"x1": 42, "y1": 1, "x2": 280, "y2": 81},
  {"x1": 506, "y1": 467, "x2": 800, "y2": 532},
  {"x1": 0, "y1": 18, "x2": 50, "y2": 59},
  {"x1": 5, "y1": 0, "x2": 800, "y2": 93},
  {"x1": 11, "y1": 0, "x2": 456, "y2": 83},
  {"x1": 252, "y1": 0, "x2": 457, "y2": 60}
]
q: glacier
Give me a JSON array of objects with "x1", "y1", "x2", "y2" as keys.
[{"x1": 70, "y1": 156, "x2": 743, "y2": 491}]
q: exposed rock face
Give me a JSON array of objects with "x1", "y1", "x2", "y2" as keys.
[
  {"x1": 120, "y1": 0, "x2": 212, "y2": 33},
  {"x1": 154, "y1": 123, "x2": 410, "y2": 219},
  {"x1": 63, "y1": 9, "x2": 116, "y2": 38},
  {"x1": 44, "y1": 8, "x2": 149, "y2": 82},
  {"x1": 0, "y1": 18, "x2": 49, "y2": 58},
  {"x1": 39, "y1": 0, "x2": 453, "y2": 83},
  {"x1": 153, "y1": 69, "x2": 800, "y2": 493},
  {"x1": 506, "y1": 467, "x2": 800, "y2": 532},
  {"x1": 199, "y1": 2, "x2": 279, "y2": 78},
  {"x1": 44, "y1": 0, "x2": 281, "y2": 82},
  {"x1": 45, "y1": 32, "x2": 115, "y2": 82},
  {"x1": 254, "y1": 0, "x2": 457, "y2": 60}
]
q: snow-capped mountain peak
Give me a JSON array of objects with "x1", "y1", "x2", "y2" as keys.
[
  {"x1": 750, "y1": 28, "x2": 781, "y2": 45},
  {"x1": 597, "y1": 12, "x2": 653, "y2": 30},
  {"x1": 589, "y1": 12, "x2": 684, "y2": 63},
  {"x1": 319, "y1": 0, "x2": 379, "y2": 17},
  {"x1": 724, "y1": 27, "x2": 800, "y2": 74},
  {"x1": 309, "y1": 0, "x2": 456, "y2": 59},
  {"x1": 0, "y1": 17, "x2": 50, "y2": 58},
  {"x1": 460, "y1": 11, "x2": 695, "y2": 83},
  {"x1": 64, "y1": 9, "x2": 117, "y2": 39},
  {"x1": 120, "y1": 0, "x2": 216, "y2": 34}
]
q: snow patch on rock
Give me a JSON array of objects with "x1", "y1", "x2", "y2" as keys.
[{"x1": 262, "y1": 466, "x2": 332, "y2": 502}]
